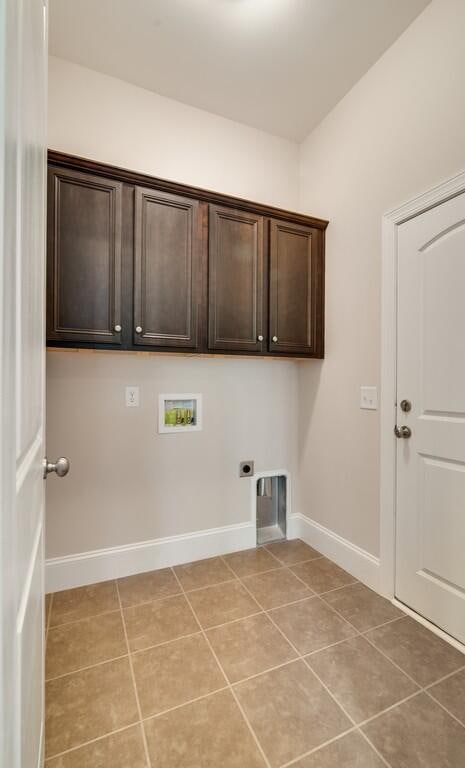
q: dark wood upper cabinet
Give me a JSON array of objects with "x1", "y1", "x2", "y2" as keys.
[
  {"x1": 47, "y1": 165, "x2": 123, "y2": 344},
  {"x1": 208, "y1": 205, "x2": 264, "y2": 352},
  {"x1": 46, "y1": 152, "x2": 327, "y2": 358},
  {"x1": 269, "y1": 219, "x2": 324, "y2": 356},
  {"x1": 133, "y1": 187, "x2": 200, "y2": 348}
]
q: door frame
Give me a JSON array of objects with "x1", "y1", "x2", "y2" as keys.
[{"x1": 380, "y1": 168, "x2": 465, "y2": 600}]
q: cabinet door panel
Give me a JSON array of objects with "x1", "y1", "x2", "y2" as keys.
[
  {"x1": 47, "y1": 167, "x2": 123, "y2": 344},
  {"x1": 134, "y1": 188, "x2": 199, "y2": 348},
  {"x1": 208, "y1": 206, "x2": 264, "y2": 352},
  {"x1": 269, "y1": 219, "x2": 323, "y2": 356}
]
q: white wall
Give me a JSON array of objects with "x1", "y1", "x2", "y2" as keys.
[
  {"x1": 297, "y1": 0, "x2": 465, "y2": 556},
  {"x1": 46, "y1": 57, "x2": 300, "y2": 560},
  {"x1": 48, "y1": 56, "x2": 300, "y2": 210}
]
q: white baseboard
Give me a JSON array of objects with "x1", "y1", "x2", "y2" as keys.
[
  {"x1": 46, "y1": 511, "x2": 381, "y2": 594},
  {"x1": 289, "y1": 513, "x2": 380, "y2": 592},
  {"x1": 46, "y1": 522, "x2": 256, "y2": 593}
]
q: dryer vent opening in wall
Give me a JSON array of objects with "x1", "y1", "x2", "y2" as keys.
[{"x1": 256, "y1": 475, "x2": 287, "y2": 545}]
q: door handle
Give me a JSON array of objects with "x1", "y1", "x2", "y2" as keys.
[
  {"x1": 394, "y1": 425, "x2": 412, "y2": 439},
  {"x1": 43, "y1": 456, "x2": 70, "y2": 479}
]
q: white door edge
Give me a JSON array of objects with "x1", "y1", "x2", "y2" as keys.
[{"x1": 380, "y1": 167, "x2": 465, "y2": 599}]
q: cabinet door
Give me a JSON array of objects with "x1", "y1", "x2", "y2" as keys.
[
  {"x1": 208, "y1": 205, "x2": 264, "y2": 352},
  {"x1": 134, "y1": 187, "x2": 200, "y2": 348},
  {"x1": 269, "y1": 219, "x2": 324, "y2": 356},
  {"x1": 47, "y1": 166, "x2": 123, "y2": 344}
]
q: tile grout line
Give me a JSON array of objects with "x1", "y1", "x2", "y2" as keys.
[
  {"x1": 228, "y1": 558, "x2": 370, "y2": 764},
  {"x1": 170, "y1": 565, "x2": 274, "y2": 768},
  {"x1": 284, "y1": 553, "x2": 465, "y2": 750},
  {"x1": 186, "y1": 608, "x2": 265, "y2": 632},
  {"x1": 140, "y1": 683, "x2": 230, "y2": 722},
  {"x1": 305, "y1": 589, "x2": 436, "y2": 762},
  {"x1": 314, "y1": 587, "x2": 465, "y2": 749},
  {"x1": 262, "y1": 546, "x2": 326, "y2": 569},
  {"x1": 234, "y1": 558, "x2": 395, "y2": 768},
  {"x1": 423, "y1": 676, "x2": 465, "y2": 728},
  {"x1": 284, "y1": 555, "x2": 465, "y2": 704},
  {"x1": 47, "y1": 606, "x2": 123, "y2": 631},
  {"x1": 129, "y1": 629, "x2": 202, "y2": 656},
  {"x1": 283, "y1": 560, "x2": 357, "y2": 596},
  {"x1": 326, "y1": 595, "x2": 465, "y2": 729},
  {"x1": 278, "y1": 727, "x2": 357, "y2": 768},
  {"x1": 179, "y1": 575, "x2": 239, "y2": 593},
  {"x1": 316, "y1": 581, "x2": 359, "y2": 596},
  {"x1": 115, "y1": 579, "x2": 152, "y2": 768},
  {"x1": 224, "y1": 553, "x2": 325, "y2": 579},
  {"x1": 241, "y1": 587, "x2": 315, "y2": 611},
  {"x1": 43, "y1": 722, "x2": 143, "y2": 763},
  {"x1": 422, "y1": 659, "x2": 465, "y2": 727},
  {"x1": 424, "y1": 662, "x2": 465, "y2": 690},
  {"x1": 45, "y1": 652, "x2": 130, "y2": 683}
]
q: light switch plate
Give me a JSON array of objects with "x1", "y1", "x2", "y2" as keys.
[
  {"x1": 125, "y1": 386, "x2": 140, "y2": 407},
  {"x1": 360, "y1": 386, "x2": 378, "y2": 410}
]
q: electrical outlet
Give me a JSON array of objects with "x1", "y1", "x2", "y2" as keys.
[
  {"x1": 125, "y1": 386, "x2": 140, "y2": 407},
  {"x1": 239, "y1": 460, "x2": 254, "y2": 477},
  {"x1": 360, "y1": 386, "x2": 377, "y2": 410}
]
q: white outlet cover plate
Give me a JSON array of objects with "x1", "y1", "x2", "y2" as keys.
[
  {"x1": 125, "y1": 386, "x2": 140, "y2": 407},
  {"x1": 360, "y1": 386, "x2": 378, "y2": 410}
]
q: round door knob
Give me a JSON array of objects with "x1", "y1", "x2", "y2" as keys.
[
  {"x1": 135, "y1": 326, "x2": 142, "y2": 333},
  {"x1": 257, "y1": 335, "x2": 264, "y2": 342},
  {"x1": 43, "y1": 456, "x2": 70, "y2": 479},
  {"x1": 394, "y1": 425, "x2": 412, "y2": 439},
  {"x1": 114, "y1": 324, "x2": 122, "y2": 332},
  {"x1": 272, "y1": 335, "x2": 278, "y2": 343}
]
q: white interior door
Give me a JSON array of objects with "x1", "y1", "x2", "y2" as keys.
[
  {"x1": 0, "y1": 1, "x2": 48, "y2": 767},
  {"x1": 396, "y1": 190, "x2": 465, "y2": 645}
]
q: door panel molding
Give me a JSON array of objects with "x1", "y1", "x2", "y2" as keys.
[{"x1": 380, "y1": 167, "x2": 465, "y2": 600}]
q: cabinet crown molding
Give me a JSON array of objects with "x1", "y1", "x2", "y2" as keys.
[{"x1": 48, "y1": 150, "x2": 329, "y2": 231}]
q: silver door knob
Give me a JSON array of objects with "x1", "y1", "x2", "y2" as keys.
[
  {"x1": 135, "y1": 326, "x2": 142, "y2": 333},
  {"x1": 114, "y1": 324, "x2": 122, "y2": 332},
  {"x1": 257, "y1": 335, "x2": 264, "y2": 342},
  {"x1": 43, "y1": 457, "x2": 70, "y2": 479},
  {"x1": 394, "y1": 425, "x2": 411, "y2": 439},
  {"x1": 272, "y1": 335, "x2": 278, "y2": 343}
]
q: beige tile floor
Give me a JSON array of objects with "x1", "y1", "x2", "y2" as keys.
[{"x1": 45, "y1": 540, "x2": 465, "y2": 768}]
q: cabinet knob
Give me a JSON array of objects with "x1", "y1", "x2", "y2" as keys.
[
  {"x1": 114, "y1": 324, "x2": 122, "y2": 333},
  {"x1": 257, "y1": 335, "x2": 264, "y2": 342},
  {"x1": 135, "y1": 326, "x2": 142, "y2": 333},
  {"x1": 272, "y1": 335, "x2": 278, "y2": 343}
]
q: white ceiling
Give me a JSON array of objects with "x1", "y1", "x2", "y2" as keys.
[{"x1": 49, "y1": 0, "x2": 430, "y2": 142}]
